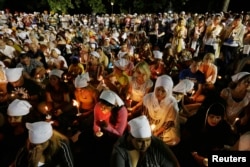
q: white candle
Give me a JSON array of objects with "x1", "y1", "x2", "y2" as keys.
[{"x1": 96, "y1": 127, "x2": 103, "y2": 137}]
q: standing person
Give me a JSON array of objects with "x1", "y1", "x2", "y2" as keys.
[
  {"x1": 188, "y1": 16, "x2": 206, "y2": 57},
  {"x1": 143, "y1": 75, "x2": 180, "y2": 146},
  {"x1": 14, "y1": 121, "x2": 74, "y2": 167},
  {"x1": 110, "y1": 115, "x2": 180, "y2": 167},
  {"x1": 149, "y1": 22, "x2": 166, "y2": 50},
  {"x1": 203, "y1": 14, "x2": 223, "y2": 58},
  {"x1": 220, "y1": 14, "x2": 245, "y2": 75},
  {"x1": 47, "y1": 48, "x2": 68, "y2": 71},
  {"x1": 172, "y1": 17, "x2": 187, "y2": 56}
]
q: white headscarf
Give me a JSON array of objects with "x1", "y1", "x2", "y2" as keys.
[
  {"x1": 143, "y1": 75, "x2": 178, "y2": 121},
  {"x1": 100, "y1": 90, "x2": 124, "y2": 107}
]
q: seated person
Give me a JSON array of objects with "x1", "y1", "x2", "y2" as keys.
[
  {"x1": 143, "y1": 75, "x2": 180, "y2": 146},
  {"x1": 67, "y1": 56, "x2": 85, "y2": 81},
  {"x1": 104, "y1": 58, "x2": 130, "y2": 101},
  {"x1": 199, "y1": 53, "x2": 218, "y2": 90},
  {"x1": 150, "y1": 50, "x2": 166, "y2": 81},
  {"x1": 181, "y1": 99, "x2": 237, "y2": 167},
  {"x1": 74, "y1": 72, "x2": 99, "y2": 133},
  {"x1": 126, "y1": 61, "x2": 153, "y2": 120},
  {"x1": 110, "y1": 115, "x2": 180, "y2": 167},
  {"x1": 179, "y1": 57, "x2": 206, "y2": 104},
  {"x1": 5, "y1": 67, "x2": 43, "y2": 106},
  {"x1": 16, "y1": 52, "x2": 46, "y2": 82},
  {"x1": 220, "y1": 72, "x2": 250, "y2": 134},
  {"x1": 44, "y1": 69, "x2": 74, "y2": 132}
]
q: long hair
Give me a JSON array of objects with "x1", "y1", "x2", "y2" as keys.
[{"x1": 42, "y1": 130, "x2": 69, "y2": 161}]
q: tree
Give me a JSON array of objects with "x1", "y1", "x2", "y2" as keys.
[
  {"x1": 43, "y1": 0, "x2": 74, "y2": 13},
  {"x1": 87, "y1": 0, "x2": 106, "y2": 14},
  {"x1": 222, "y1": 0, "x2": 230, "y2": 12}
]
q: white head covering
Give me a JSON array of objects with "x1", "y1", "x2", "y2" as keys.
[
  {"x1": 128, "y1": 115, "x2": 152, "y2": 138},
  {"x1": 52, "y1": 48, "x2": 61, "y2": 55},
  {"x1": 74, "y1": 72, "x2": 90, "y2": 88},
  {"x1": 143, "y1": 75, "x2": 178, "y2": 121},
  {"x1": 231, "y1": 72, "x2": 250, "y2": 82},
  {"x1": 154, "y1": 75, "x2": 173, "y2": 97},
  {"x1": 100, "y1": 90, "x2": 124, "y2": 107},
  {"x1": 49, "y1": 69, "x2": 64, "y2": 78},
  {"x1": 153, "y1": 50, "x2": 163, "y2": 59},
  {"x1": 114, "y1": 58, "x2": 129, "y2": 71},
  {"x1": 5, "y1": 68, "x2": 23, "y2": 82},
  {"x1": 90, "y1": 51, "x2": 100, "y2": 59},
  {"x1": 173, "y1": 79, "x2": 194, "y2": 95},
  {"x1": 26, "y1": 121, "x2": 53, "y2": 144},
  {"x1": 7, "y1": 99, "x2": 31, "y2": 116}
]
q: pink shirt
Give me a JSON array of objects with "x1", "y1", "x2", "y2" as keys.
[{"x1": 93, "y1": 102, "x2": 128, "y2": 136}]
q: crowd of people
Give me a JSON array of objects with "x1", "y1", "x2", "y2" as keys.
[{"x1": 0, "y1": 9, "x2": 250, "y2": 167}]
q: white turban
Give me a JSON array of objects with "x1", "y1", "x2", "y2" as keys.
[
  {"x1": 53, "y1": 48, "x2": 61, "y2": 55},
  {"x1": 231, "y1": 72, "x2": 250, "y2": 82},
  {"x1": 26, "y1": 121, "x2": 53, "y2": 144},
  {"x1": 173, "y1": 79, "x2": 194, "y2": 95},
  {"x1": 114, "y1": 58, "x2": 129, "y2": 71},
  {"x1": 7, "y1": 99, "x2": 31, "y2": 116},
  {"x1": 49, "y1": 69, "x2": 64, "y2": 78},
  {"x1": 99, "y1": 90, "x2": 124, "y2": 107},
  {"x1": 5, "y1": 68, "x2": 23, "y2": 82},
  {"x1": 74, "y1": 72, "x2": 90, "y2": 88},
  {"x1": 90, "y1": 51, "x2": 100, "y2": 59},
  {"x1": 128, "y1": 115, "x2": 152, "y2": 138},
  {"x1": 153, "y1": 50, "x2": 163, "y2": 59}
]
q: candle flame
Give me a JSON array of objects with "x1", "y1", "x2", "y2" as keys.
[
  {"x1": 45, "y1": 106, "x2": 48, "y2": 111},
  {"x1": 73, "y1": 99, "x2": 79, "y2": 108},
  {"x1": 151, "y1": 124, "x2": 156, "y2": 131},
  {"x1": 46, "y1": 69, "x2": 51, "y2": 74}
]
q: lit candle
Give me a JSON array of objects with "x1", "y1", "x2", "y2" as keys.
[
  {"x1": 45, "y1": 106, "x2": 52, "y2": 120},
  {"x1": 11, "y1": 93, "x2": 15, "y2": 97},
  {"x1": 151, "y1": 124, "x2": 156, "y2": 131},
  {"x1": 96, "y1": 127, "x2": 103, "y2": 137},
  {"x1": 63, "y1": 74, "x2": 68, "y2": 83},
  {"x1": 73, "y1": 99, "x2": 81, "y2": 116},
  {"x1": 36, "y1": 74, "x2": 41, "y2": 82},
  {"x1": 46, "y1": 69, "x2": 51, "y2": 74}
]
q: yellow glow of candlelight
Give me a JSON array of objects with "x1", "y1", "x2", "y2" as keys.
[
  {"x1": 73, "y1": 99, "x2": 79, "y2": 108},
  {"x1": 151, "y1": 124, "x2": 156, "y2": 131},
  {"x1": 46, "y1": 69, "x2": 51, "y2": 74}
]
